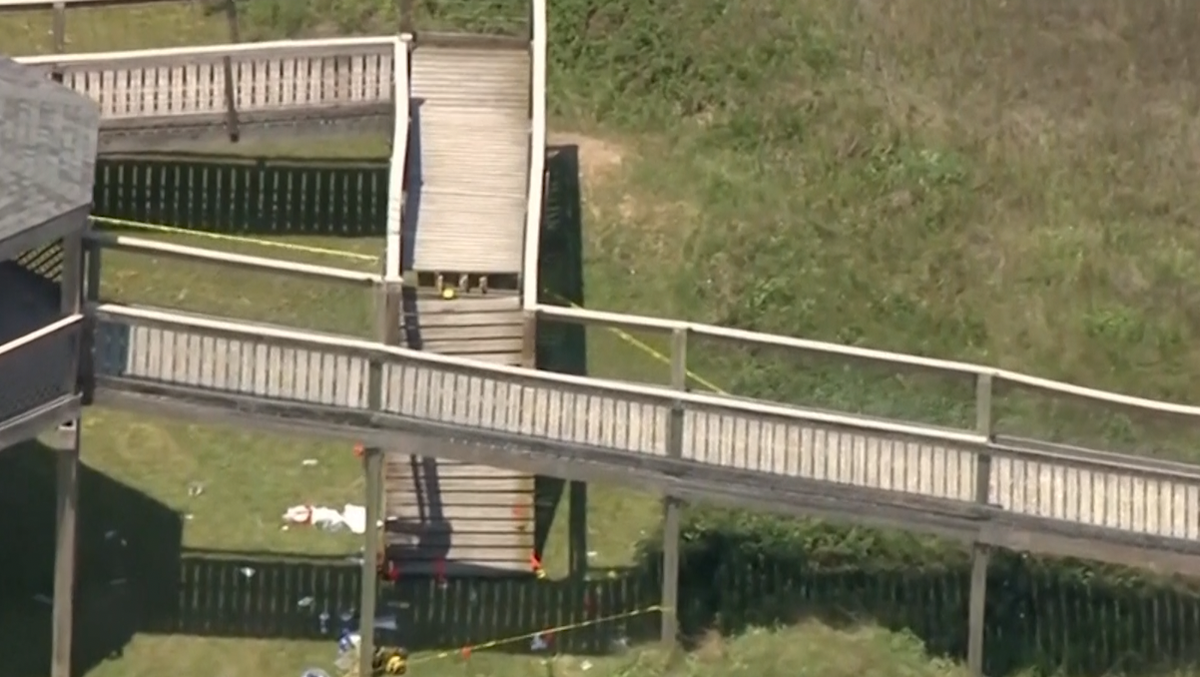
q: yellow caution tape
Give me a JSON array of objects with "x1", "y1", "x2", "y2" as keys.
[
  {"x1": 541, "y1": 291, "x2": 728, "y2": 395},
  {"x1": 410, "y1": 605, "x2": 666, "y2": 664}
]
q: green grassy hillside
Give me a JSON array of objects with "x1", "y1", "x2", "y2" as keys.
[{"x1": 554, "y1": 0, "x2": 1200, "y2": 393}]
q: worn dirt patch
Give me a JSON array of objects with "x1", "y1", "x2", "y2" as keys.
[{"x1": 548, "y1": 131, "x2": 625, "y2": 186}]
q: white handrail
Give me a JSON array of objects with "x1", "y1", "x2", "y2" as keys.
[
  {"x1": 88, "y1": 233, "x2": 384, "y2": 286},
  {"x1": 521, "y1": 0, "x2": 548, "y2": 309},
  {"x1": 91, "y1": 301, "x2": 990, "y2": 447},
  {"x1": 535, "y1": 304, "x2": 981, "y2": 375},
  {"x1": 13, "y1": 36, "x2": 395, "y2": 63},
  {"x1": 533, "y1": 303, "x2": 1200, "y2": 421},
  {"x1": 0, "y1": 314, "x2": 83, "y2": 357}
]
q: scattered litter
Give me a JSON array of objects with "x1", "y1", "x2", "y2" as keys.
[
  {"x1": 239, "y1": 567, "x2": 255, "y2": 579},
  {"x1": 32, "y1": 593, "x2": 51, "y2": 605},
  {"x1": 581, "y1": 660, "x2": 594, "y2": 671},
  {"x1": 281, "y1": 525, "x2": 289, "y2": 531},
  {"x1": 338, "y1": 629, "x2": 361, "y2": 655},
  {"x1": 318, "y1": 611, "x2": 331, "y2": 634},
  {"x1": 376, "y1": 615, "x2": 398, "y2": 631},
  {"x1": 301, "y1": 668, "x2": 330, "y2": 677},
  {"x1": 297, "y1": 596, "x2": 315, "y2": 608},
  {"x1": 187, "y1": 482, "x2": 205, "y2": 497},
  {"x1": 587, "y1": 550, "x2": 598, "y2": 559},
  {"x1": 610, "y1": 636, "x2": 629, "y2": 652},
  {"x1": 282, "y1": 504, "x2": 367, "y2": 534},
  {"x1": 184, "y1": 513, "x2": 194, "y2": 521},
  {"x1": 531, "y1": 632, "x2": 549, "y2": 651},
  {"x1": 301, "y1": 459, "x2": 319, "y2": 467}
]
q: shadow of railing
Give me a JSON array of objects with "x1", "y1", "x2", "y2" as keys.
[{"x1": 93, "y1": 152, "x2": 390, "y2": 238}]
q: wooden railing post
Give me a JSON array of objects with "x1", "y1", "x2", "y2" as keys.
[
  {"x1": 968, "y1": 371, "x2": 994, "y2": 677},
  {"x1": 661, "y1": 325, "x2": 687, "y2": 648},
  {"x1": 221, "y1": 0, "x2": 242, "y2": 143}
]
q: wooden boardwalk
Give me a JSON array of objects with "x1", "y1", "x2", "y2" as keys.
[{"x1": 92, "y1": 308, "x2": 1200, "y2": 550}]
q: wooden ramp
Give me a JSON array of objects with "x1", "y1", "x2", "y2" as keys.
[
  {"x1": 384, "y1": 292, "x2": 534, "y2": 575},
  {"x1": 384, "y1": 30, "x2": 538, "y2": 577}
]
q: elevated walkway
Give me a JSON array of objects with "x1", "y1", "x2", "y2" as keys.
[{"x1": 82, "y1": 298, "x2": 1200, "y2": 576}]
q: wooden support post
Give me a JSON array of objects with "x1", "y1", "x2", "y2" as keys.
[
  {"x1": 84, "y1": 237, "x2": 101, "y2": 304},
  {"x1": 81, "y1": 237, "x2": 101, "y2": 402},
  {"x1": 968, "y1": 543, "x2": 990, "y2": 677},
  {"x1": 221, "y1": 0, "x2": 242, "y2": 143},
  {"x1": 359, "y1": 280, "x2": 401, "y2": 675},
  {"x1": 968, "y1": 372, "x2": 994, "y2": 677},
  {"x1": 51, "y1": 1, "x2": 65, "y2": 53},
  {"x1": 568, "y1": 478, "x2": 588, "y2": 578},
  {"x1": 51, "y1": 419, "x2": 80, "y2": 677},
  {"x1": 359, "y1": 280, "x2": 399, "y2": 676},
  {"x1": 399, "y1": 0, "x2": 414, "y2": 34},
  {"x1": 660, "y1": 326, "x2": 687, "y2": 647},
  {"x1": 52, "y1": 232, "x2": 85, "y2": 677},
  {"x1": 359, "y1": 446, "x2": 384, "y2": 677},
  {"x1": 224, "y1": 0, "x2": 241, "y2": 42},
  {"x1": 61, "y1": 234, "x2": 82, "y2": 313}
]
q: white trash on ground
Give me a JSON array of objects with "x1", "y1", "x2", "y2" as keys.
[{"x1": 282, "y1": 504, "x2": 368, "y2": 534}]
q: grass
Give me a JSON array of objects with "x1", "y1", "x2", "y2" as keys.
[{"x1": 7, "y1": 0, "x2": 1200, "y2": 675}]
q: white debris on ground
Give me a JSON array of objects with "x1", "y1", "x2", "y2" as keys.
[{"x1": 282, "y1": 504, "x2": 368, "y2": 534}]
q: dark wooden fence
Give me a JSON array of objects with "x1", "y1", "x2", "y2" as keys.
[{"x1": 93, "y1": 154, "x2": 391, "y2": 237}]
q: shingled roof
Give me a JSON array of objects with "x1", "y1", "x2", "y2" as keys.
[{"x1": 0, "y1": 56, "x2": 99, "y2": 251}]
